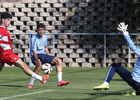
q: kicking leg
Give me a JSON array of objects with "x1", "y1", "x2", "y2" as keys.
[
  {"x1": 13, "y1": 58, "x2": 48, "y2": 84},
  {"x1": 13, "y1": 59, "x2": 34, "y2": 76}
]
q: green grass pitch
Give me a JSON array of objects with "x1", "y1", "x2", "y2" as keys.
[{"x1": 0, "y1": 67, "x2": 139, "y2": 100}]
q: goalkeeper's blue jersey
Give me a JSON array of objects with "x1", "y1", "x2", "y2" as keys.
[{"x1": 124, "y1": 35, "x2": 140, "y2": 83}]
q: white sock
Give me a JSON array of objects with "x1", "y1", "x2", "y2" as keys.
[
  {"x1": 29, "y1": 76, "x2": 35, "y2": 85},
  {"x1": 103, "y1": 82, "x2": 109, "y2": 86},
  {"x1": 32, "y1": 73, "x2": 42, "y2": 81},
  {"x1": 57, "y1": 72, "x2": 62, "y2": 83}
]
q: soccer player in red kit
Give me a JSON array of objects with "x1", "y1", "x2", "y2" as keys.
[{"x1": 0, "y1": 12, "x2": 49, "y2": 84}]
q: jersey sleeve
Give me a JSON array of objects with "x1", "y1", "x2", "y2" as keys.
[
  {"x1": 44, "y1": 35, "x2": 47, "y2": 47},
  {"x1": 0, "y1": 28, "x2": 11, "y2": 51},
  {"x1": 31, "y1": 36, "x2": 37, "y2": 50},
  {"x1": 124, "y1": 35, "x2": 140, "y2": 57},
  {"x1": 0, "y1": 29, "x2": 10, "y2": 44}
]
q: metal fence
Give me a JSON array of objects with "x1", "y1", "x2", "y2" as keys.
[{"x1": 10, "y1": 33, "x2": 138, "y2": 68}]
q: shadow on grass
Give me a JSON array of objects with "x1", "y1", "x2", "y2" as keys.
[
  {"x1": 55, "y1": 67, "x2": 104, "y2": 76},
  {"x1": 0, "y1": 78, "x2": 28, "y2": 85},
  {"x1": 85, "y1": 88, "x2": 133, "y2": 100},
  {"x1": 112, "y1": 79, "x2": 124, "y2": 81},
  {"x1": 88, "y1": 92, "x2": 122, "y2": 96},
  {"x1": 0, "y1": 85, "x2": 23, "y2": 87}
]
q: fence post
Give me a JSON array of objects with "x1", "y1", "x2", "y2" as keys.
[
  {"x1": 53, "y1": 34, "x2": 55, "y2": 56},
  {"x1": 29, "y1": 33, "x2": 31, "y2": 67},
  {"x1": 104, "y1": 34, "x2": 106, "y2": 68}
]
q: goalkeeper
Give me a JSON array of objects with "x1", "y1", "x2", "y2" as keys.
[{"x1": 93, "y1": 22, "x2": 140, "y2": 96}]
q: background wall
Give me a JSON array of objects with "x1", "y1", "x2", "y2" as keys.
[{"x1": 0, "y1": 0, "x2": 140, "y2": 67}]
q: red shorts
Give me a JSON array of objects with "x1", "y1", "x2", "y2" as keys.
[{"x1": 0, "y1": 50, "x2": 20, "y2": 66}]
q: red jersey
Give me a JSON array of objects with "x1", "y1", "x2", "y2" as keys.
[
  {"x1": 0, "y1": 26, "x2": 19, "y2": 65},
  {"x1": 0, "y1": 26, "x2": 11, "y2": 52}
]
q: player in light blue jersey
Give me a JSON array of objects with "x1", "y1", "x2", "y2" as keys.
[
  {"x1": 27, "y1": 23, "x2": 69, "y2": 88},
  {"x1": 93, "y1": 22, "x2": 140, "y2": 96}
]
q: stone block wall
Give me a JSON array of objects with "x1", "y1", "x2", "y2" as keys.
[
  {"x1": 0, "y1": 0, "x2": 140, "y2": 67},
  {"x1": 47, "y1": 34, "x2": 138, "y2": 67}
]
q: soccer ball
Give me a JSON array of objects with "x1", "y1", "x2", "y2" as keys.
[{"x1": 41, "y1": 63, "x2": 52, "y2": 74}]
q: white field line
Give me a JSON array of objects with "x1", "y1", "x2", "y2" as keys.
[{"x1": 0, "y1": 89, "x2": 54, "y2": 100}]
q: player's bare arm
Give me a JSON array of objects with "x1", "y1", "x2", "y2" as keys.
[
  {"x1": 45, "y1": 47, "x2": 51, "y2": 55},
  {"x1": 32, "y1": 50, "x2": 42, "y2": 67}
]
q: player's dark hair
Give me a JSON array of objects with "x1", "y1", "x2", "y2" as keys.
[
  {"x1": 0, "y1": 12, "x2": 12, "y2": 24},
  {"x1": 37, "y1": 23, "x2": 45, "y2": 30},
  {"x1": 0, "y1": 12, "x2": 12, "y2": 20}
]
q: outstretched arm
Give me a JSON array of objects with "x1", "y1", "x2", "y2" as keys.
[
  {"x1": 117, "y1": 22, "x2": 140, "y2": 57},
  {"x1": 124, "y1": 35, "x2": 140, "y2": 57}
]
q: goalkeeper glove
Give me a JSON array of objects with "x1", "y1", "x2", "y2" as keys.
[{"x1": 117, "y1": 22, "x2": 129, "y2": 36}]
